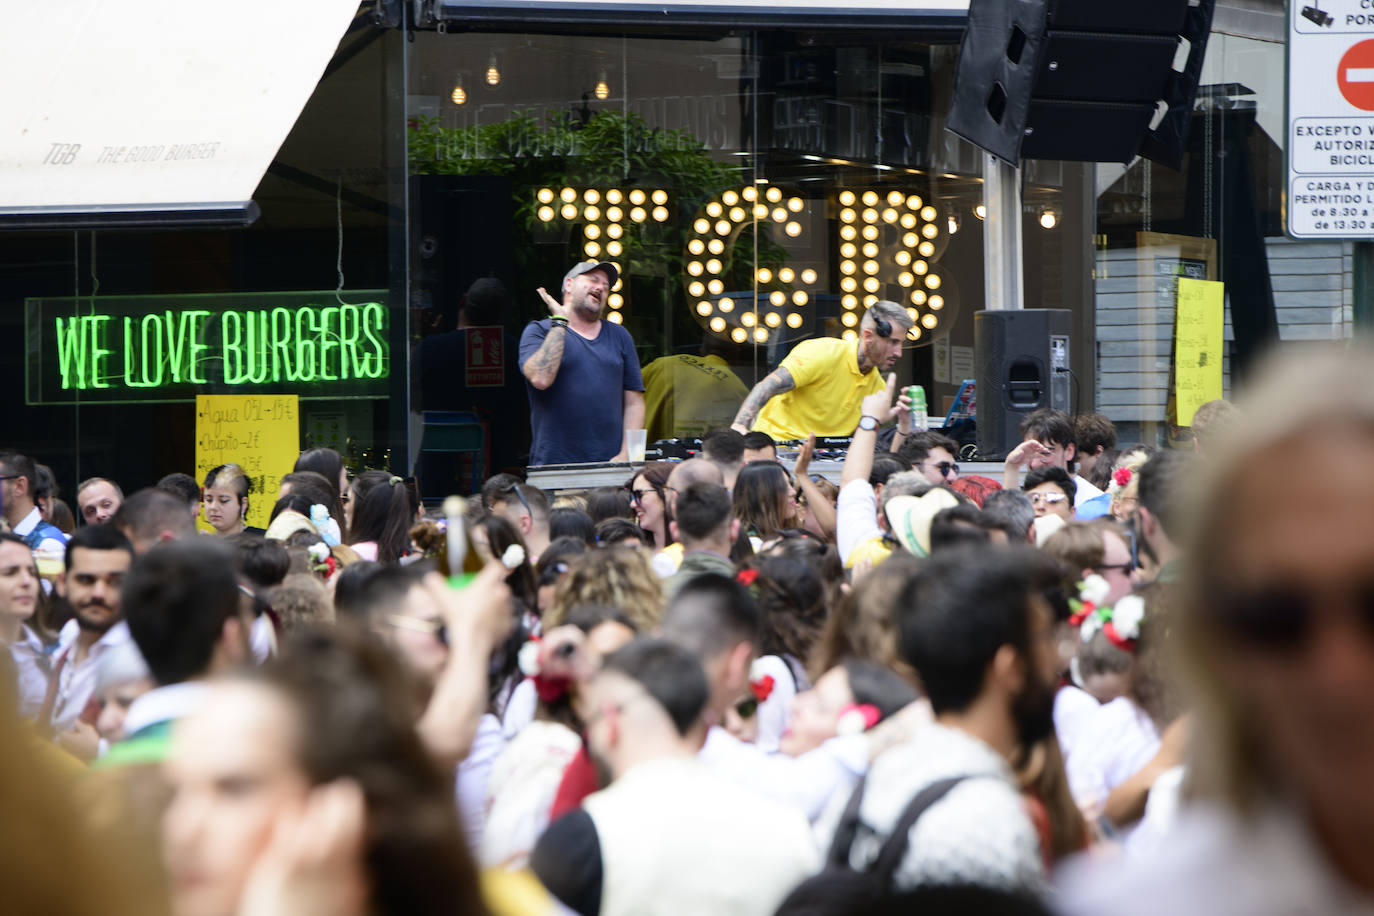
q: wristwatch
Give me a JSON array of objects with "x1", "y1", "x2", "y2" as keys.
[{"x1": 858, "y1": 415, "x2": 880, "y2": 432}]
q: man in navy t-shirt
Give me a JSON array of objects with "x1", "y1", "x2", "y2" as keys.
[{"x1": 519, "y1": 260, "x2": 645, "y2": 466}]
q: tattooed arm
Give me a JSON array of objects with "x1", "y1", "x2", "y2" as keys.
[
  {"x1": 522, "y1": 286, "x2": 572, "y2": 390},
  {"x1": 731, "y1": 367, "x2": 795, "y2": 433},
  {"x1": 521, "y1": 324, "x2": 567, "y2": 390}
]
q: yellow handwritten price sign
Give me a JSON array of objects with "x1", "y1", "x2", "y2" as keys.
[
  {"x1": 1174, "y1": 278, "x2": 1224, "y2": 427},
  {"x1": 195, "y1": 394, "x2": 300, "y2": 532}
]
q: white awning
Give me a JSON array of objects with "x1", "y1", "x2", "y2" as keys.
[{"x1": 0, "y1": 0, "x2": 364, "y2": 228}]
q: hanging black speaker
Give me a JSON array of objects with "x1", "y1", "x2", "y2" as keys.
[{"x1": 947, "y1": 0, "x2": 1216, "y2": 169}]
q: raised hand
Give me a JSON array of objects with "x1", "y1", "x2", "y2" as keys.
[{"x1": 536, "y1": 286, "x2": 571, "y2": 320}]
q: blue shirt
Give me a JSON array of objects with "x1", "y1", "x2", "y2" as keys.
[{"x1": 519, "y1": 319, "x2": 644, "y2": 466}]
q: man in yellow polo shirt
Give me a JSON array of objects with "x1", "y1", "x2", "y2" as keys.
[{"x1": 730, "y1": 300, "x2": 912, "y2": 440}]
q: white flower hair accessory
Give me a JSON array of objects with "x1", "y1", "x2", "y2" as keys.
[
  {"x1": 518, "y1": 637, "x2": 543, "y2": 677},
  {"x1": 1079, "y1": 574, "x2": 1111, "y2": 607},
  {"x1": 1110, "y1": 595, "x2": 1146, "y2": 642},
  {"x1": 501, "y1": 544, "x2": 526, "y2": 570},
  {"x1": 307, "y1": 542, "x2": 330, "y2": 564}
]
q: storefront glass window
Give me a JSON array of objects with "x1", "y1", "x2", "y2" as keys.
[{"x1": 407, "y1": 27, "x2": 1093, "y2": 484}]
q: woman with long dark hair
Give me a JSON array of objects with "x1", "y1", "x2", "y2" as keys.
[
  {"x1": 346, "y1": 471, "x2": 412, "y2": 564},
  {"x1": 732, "y1": 460, "x2": 800, "y2": 545},
  {"x1": 626, "y1": 461, "x2": 676, "y2": 549}
]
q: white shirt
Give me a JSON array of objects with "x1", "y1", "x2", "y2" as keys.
[
  {"x1": 121, "y1": 681, "x2": 209, "y2": 738},
  {"x1": 50, "y1": 619, "x2": 133, "y2": 733},
  {"x1": 1053, "y1": 684, "x2": 1101, "y2": 765},
  {"x1": 12, "y1": 506, "x2": 66, "y2": 554},
  {"x1": 586, "y1": 755, "x2": 819, "y2": 916},
  {"x1": 480, "y1": 719, "x2": 582, "y2": 869},
  {"x1": 815, "y1": 721, "x2": 1044, "y2": 894},
  {"x1": 700, "y1": 724, "x2": 868, "y2": 822},
  {"x1": 752, "y1": 653, "x2": 800, "y2": 754},
  {"x1": 1073, "y1": 474, "x2": 1105, "y2": 507},
  {"x1": 456, "y1": 713, "x2": 505, "y2": 852},
  {"x1": 500, "y1": 677, "x2": 536, "y2": 740},
  {"x1": 837, "y1": 479, "x2": 882, "y2": 566},
  {"x1": 1065, "y1": 696, "x2": 1160, "y2": 813},
  {"x1": 1059, "y1": 801, "x2": 1374, "y2": 916},
  {"x1": 9, "y1": 624, "x2": 52, "y2": 720}
]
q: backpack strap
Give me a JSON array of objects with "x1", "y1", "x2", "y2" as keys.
[
  {"x1": 823, "y1": 774, "x2": 870, "y2": 869},
  {"x1": 868, "y1": 775, "x2": 968, "y2": 888}
]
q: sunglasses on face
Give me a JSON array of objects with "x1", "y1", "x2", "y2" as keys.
[
  {"x1": 1095, "y1": 561, "x2": 1136, "y2": 575},
  {"x1": 629, "y1": 487, "x2": 659, "y2": 505},
  {"x1": 1029, "y1": 491, "x2": 1067, "y2": 505},
  {"x1": 1204, "y1": 580, "x2": 1374, "y2": 653},
  {"x1": 930, "y1": 461, "x2": 959, "y2": 477}
]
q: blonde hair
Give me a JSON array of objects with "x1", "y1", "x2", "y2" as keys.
[
  {"x1": 1180, "y1": 343, "x2": 1372, "y2": 813},
  {"x1": 547, "y1": 546, "x2": 664, "y2": 632}
]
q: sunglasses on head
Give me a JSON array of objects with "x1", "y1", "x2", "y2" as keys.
[
  {"x1": 500, "y1": 483, "x2": 533, "y2": 517},
  {"x1": 1204, "y1": 580, "x2": 1374, "y2": 653}
]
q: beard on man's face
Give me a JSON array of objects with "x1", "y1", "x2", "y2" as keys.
[{"x1": 73, "y1": 599, "x2": 119, "y2": 634}]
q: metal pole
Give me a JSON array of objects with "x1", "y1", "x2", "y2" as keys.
[{"x1": 983, "y1": 154, "x2": 1024, "y2": 310}]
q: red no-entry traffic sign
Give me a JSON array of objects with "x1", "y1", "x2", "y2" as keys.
[{"x1": 1339, "y1": 40, "x2": 1374, "y2": 111}]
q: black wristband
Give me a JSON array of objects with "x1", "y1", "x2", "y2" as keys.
[{"x1": 549, "y1": 316, "x2": 569, "y2": 328}]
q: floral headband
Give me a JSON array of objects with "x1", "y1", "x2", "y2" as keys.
[
  {"x1": 306, "y1": 541, "x2": 337, "y2": 579},
  {"x1": 517, "y1": 632, "x2": 577, "y2": 702},
  {"x1": 1068, "y1": 573, "x2": 1144, "y2": 652}
]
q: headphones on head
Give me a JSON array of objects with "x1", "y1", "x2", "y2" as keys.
[{"x1": 873, "y1": 315, "x2": 892, "y2": 339}]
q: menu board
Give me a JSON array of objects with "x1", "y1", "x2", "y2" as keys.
[
  {"x1": 1174, "y1": 278, "x2": 1225, "y2": 426},
  {"x1": 195, "y1": 394, "x2": 299, "y2": 531}
]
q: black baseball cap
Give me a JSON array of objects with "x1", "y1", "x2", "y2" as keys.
[{"x1": 564, "y1": 260, "x2": 619, "y2": 287}]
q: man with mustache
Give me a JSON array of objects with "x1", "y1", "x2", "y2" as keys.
[
  {"x1": 47, "y1": 524, "x2": 136, "y2": 758},
  {"x1": 732, "y1": 299, "x2": 913, "y2": 442},
  {"x1": 521, "y1": 260, "x2": 645, "y2": 466}
]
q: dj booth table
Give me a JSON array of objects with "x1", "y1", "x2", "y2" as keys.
[{"x1": 527, "y1": 451, "x2": 1007, "y2": 492}]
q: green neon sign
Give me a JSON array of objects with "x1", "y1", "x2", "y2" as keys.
[{"x1": 27, "y1": 291, "x2": 390, "y2": 405}]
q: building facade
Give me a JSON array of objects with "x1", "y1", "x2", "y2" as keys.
[{"x1": 0, "y1": 0, "x2": 1334, "y2": 500}]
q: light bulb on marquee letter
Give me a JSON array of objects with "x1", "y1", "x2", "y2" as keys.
[
  {"x1": 683, "y1": 182, "x2": 815, "y2": 343},
  {"x1": 535, "y1": 186, "x2": 672, "y2": 318}
]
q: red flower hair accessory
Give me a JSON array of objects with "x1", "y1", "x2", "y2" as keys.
[
  {"x1": 1113, "y1": 467, "x2": 1133, "y2": 488},
  {"x1": 747, "y1": 658, "x2": 775, "y2": 702},
  {"x1": 736, "y1": 568, "x2": 759, "y2": 587},
  {"x1": 836, "y1": 703, "x2": 882, "y2": 736}
]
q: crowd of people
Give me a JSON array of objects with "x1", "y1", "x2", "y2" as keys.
[{"x1": 5, "y1": 341, "x2": 1374, "y2": 916}]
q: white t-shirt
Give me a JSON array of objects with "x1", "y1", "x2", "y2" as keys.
[{"x1": 1066, "y1": 696, "x2": 1160, "y2": 814}]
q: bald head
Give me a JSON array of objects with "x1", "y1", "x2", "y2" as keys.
[{"x1": 666, "y1": 458, "x2": 723, "y2": 516}]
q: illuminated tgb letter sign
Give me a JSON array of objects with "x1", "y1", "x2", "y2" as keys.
[{"x1": 26, "y1": 291, "x2": 390, "y2": 405}]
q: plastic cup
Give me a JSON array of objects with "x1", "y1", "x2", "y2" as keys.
[{"x1": 627, "y1": 428, "x2": 647, "y2": 463}]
